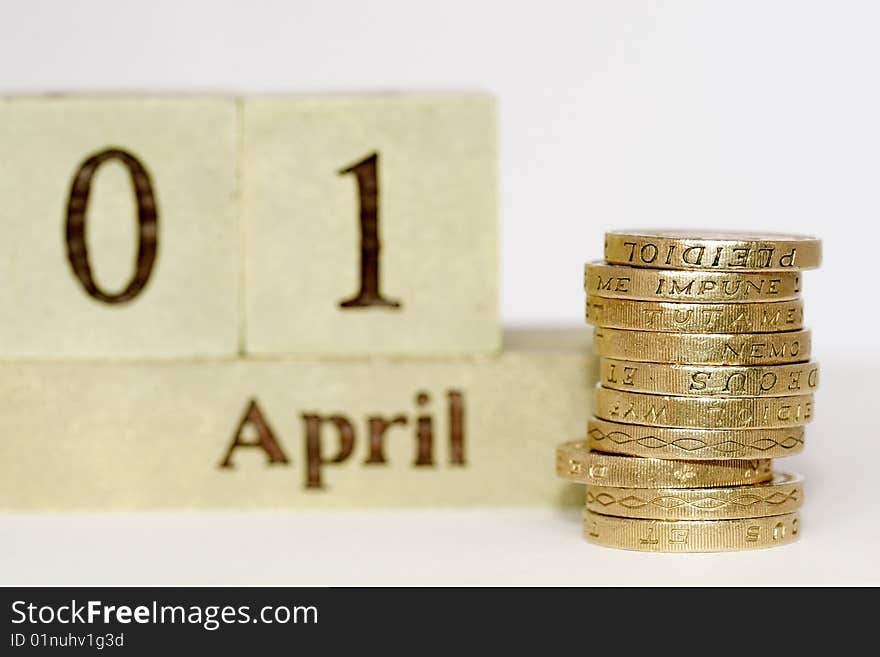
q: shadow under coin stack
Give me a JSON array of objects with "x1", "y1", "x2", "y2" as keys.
[{"x1": 558, "y1": 230, "x2": 821, "y2": 552}]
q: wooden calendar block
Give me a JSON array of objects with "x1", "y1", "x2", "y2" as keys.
[
  {"x1": 0, "y1": 97, "x2": 239, "y2": 358},
  {"x1": 0, "y1": 330, "x2": 592, "y2": 509},
  {"x1": 242, "y1": 94, "x2": 498, "y2": 356}
]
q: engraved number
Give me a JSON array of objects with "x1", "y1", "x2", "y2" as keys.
[
  {"x1": 338, "y1": 152, "x2": 401, "y2": 309},
  {"x1": 65, "y1": 148, "x2": 158, "y2": 304}
]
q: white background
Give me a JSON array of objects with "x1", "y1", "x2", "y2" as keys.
[{"x1": 1, "y1": 0, "x2": 878, "y2": 585}]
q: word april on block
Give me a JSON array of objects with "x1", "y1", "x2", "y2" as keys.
[{"x1": 0, "y1": 330, "x2": 592, "y2": 509}]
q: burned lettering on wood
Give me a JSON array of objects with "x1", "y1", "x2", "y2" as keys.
[
  {"x1": 218, "y1": 389, "x2": 467, "y2": 489},
  {"x1": 364, "y1": 415, "x2": 408, "y2": 464},
  {"x1": 448, "y1": 390, "x2": 465, "y2": 465},
  {"x1": 415, "y1": 391, "x2": 434, "y2": 465},
  {"x1": 302, "y1": 414, "x2": 356, "y2": 489},
  {"x1": 218, "y1": 399, "x2": 289, "y2": 468},
  {"x1": 65, "y1": 147, "x2": 159, "y2": 304},
  {"x1": 338, "y1": 152, "x2": 401, "y2": 310}
]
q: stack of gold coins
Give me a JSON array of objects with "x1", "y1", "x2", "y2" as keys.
[{"x1": 556, "y1": 230, "x2": 821, "y2": 552}]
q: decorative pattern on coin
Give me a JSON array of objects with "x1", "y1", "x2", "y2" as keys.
[
  {"x1": 585, "y1": 473, "x2": 803, "y2": 520},
  {"x1": 587, "y1": 418, "x2": 806, "y2": 460}
]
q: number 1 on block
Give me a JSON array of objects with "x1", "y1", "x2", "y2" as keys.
[
  {"x1": 242, "y1": 94, "x2": 498, "y2": 356},
  {"x1": 338, "y1": 152, "x2": 400, "y2": 310}
]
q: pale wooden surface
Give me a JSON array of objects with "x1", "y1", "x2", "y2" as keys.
[
  {"x1": 242, "y1": 94, "x2": 498, "y2": 356},
  {"x1": 0, "y1": 330, "x2": 592, "y2": 509},
  {"x1": 0, "y1": 97, "x2": 240, "y2": 358}
]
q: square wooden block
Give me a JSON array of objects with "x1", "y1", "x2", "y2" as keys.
[
  {"x1": 242, "y1": 94, "x2": 498, "y2": 355},
  {"x1": 0, "y1": 97, "x2": 239, "y2": 358}
]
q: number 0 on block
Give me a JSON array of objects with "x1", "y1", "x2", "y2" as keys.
[
  {"x1": 0, "y1": 97, "x2": 239, "y2": 358},
  {"x1": 65, "y1": 148, "x2": 158, "y2": 305}
]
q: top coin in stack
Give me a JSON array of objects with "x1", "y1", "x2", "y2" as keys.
[{"x1": 603, "y1": 230, "x2": 821, "y2": 271}]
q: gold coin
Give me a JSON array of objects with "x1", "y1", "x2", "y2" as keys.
[
  {"x1": 585, "y1": 297, "x2": 804, "y2": 333},
  {"x1": 584, "y1": 262, "x2": 801, "y2": 303},
  {"x1": 593, "y1": 326, "x2": 811, "y2": 365},
  {"x1": 586, "y1": 473, "x2": 803, "y2": 520},
  {"x1": 604, "y1": 229, "x2": 821, "y2": 271},
  {"x1": 587, "y1": 418, "x2": 805, "y2": 460},
  {"x1": 599, "y1": 358, "x2": 819, "y2": 397},
  {"x1": 594, "y1": 387, "x2": 813, "y2": 429},
  {"x1": 556, "y1": 440, "x2": 772, "y2": 487},
  {"x1": 584, "y1": 510, "x2": 800, "y2": 552}
]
